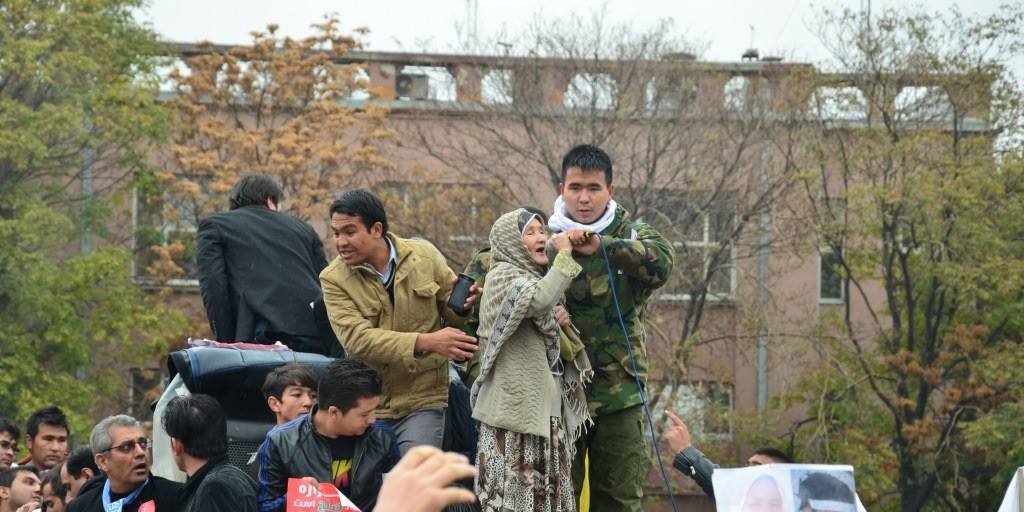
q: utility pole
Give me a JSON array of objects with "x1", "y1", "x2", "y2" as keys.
[
  {"x1": 756, "y1": 139, "x2": 771, "y2": 411},
  {"x1": 80, "y1": 120, "x2": 94, "y2": 255},
  {"x1": 465, "y1": 0, "x2": 479, "y2": 49}
]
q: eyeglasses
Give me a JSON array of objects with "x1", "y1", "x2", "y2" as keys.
[
  {"x1": 101, "y1": 437, "x2": 151, "y2": 454},
  {"x1": 0, "y1": 440, "x2": 16, "y2": 451}
]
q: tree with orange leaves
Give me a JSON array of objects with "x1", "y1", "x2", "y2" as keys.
[{"x1": 141, "y1": 16, "x2": 395, "y2": 282}]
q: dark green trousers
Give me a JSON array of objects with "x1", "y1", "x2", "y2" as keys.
[{"x1": 572, "y1": 405, "x2": 646, "y2": 512}]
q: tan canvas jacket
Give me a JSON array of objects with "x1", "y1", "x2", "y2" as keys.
[{"x1": 320, "y1": 234, "x2": 463, "y2": 419}]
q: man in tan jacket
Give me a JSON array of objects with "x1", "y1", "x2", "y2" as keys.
[{"x1": 320, "y1": 189, "x2": 479, "y2": 454}]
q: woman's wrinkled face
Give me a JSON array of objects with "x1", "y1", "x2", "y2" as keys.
[{"x1": 523, "y1": 218, "x2": 548, "y2": 266}]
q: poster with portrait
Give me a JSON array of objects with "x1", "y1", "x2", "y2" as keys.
[
  {"x1": 996, "y1": 466, "x2": 1024, "y2": 512},
  {"x1": 711, "y1": 464, "x2": 865, "y2": 512},
  {"x1": 285, "y1": 478, "x2": 362, "y2": 512}
]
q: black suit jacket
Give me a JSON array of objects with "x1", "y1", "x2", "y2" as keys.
[
  {"x1": 196, "y1": 205, "x2": 328, "y2": 342},
  {"x1": 179, "y1": 456, "x2": 257, "y2": 512},
  {"x1": 66, "y1": 475, "x2": 182, "y2": 512}
]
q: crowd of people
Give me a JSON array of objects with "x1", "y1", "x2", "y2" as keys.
[
  {"x1": 0, "y1": 389, "x2": 477, "y2": 512},
  {"x1": 1, "y1": 144, "x2": 802, "y2": 512}
]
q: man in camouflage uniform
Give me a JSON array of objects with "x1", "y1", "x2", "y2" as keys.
[
  {"x1": 459, "y1": 247, "x2": 489, "y2": 382},
  {"x1": 547, "y1": 144, "x2": 674, "y2": 512}
]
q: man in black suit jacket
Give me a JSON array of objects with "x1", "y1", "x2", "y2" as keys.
[{"x1": 196, "y1": 174, "x2": 328, "y2": 352}]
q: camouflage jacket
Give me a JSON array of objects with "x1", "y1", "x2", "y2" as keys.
[
  {"x1": 552, "y1": 204, "x2": 675, "y2": 416},
  {"x1": 460, "y1": 246, "x2": 490, "y2": 383}
]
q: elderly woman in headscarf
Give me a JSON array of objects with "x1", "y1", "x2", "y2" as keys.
[{"x1": 470, "y1": 208, "x2": 593, "y2": 512}]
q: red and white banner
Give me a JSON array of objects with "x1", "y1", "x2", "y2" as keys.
[{"x1": 285, "y1": 478, "x2": 361, "y2": 512}]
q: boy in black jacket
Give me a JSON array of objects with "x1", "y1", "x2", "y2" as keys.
[{"x1": 257, "y1": 359, "x2": 399, "y2": 512}]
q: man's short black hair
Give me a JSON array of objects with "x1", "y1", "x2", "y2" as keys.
[
  {"x1": 753, "y1": 447, "x2": 792, "y2": 464},
  {"x1": 560, "y1": 144, "x2": 613, "y2": 185},
  {"x1": 262, "y1": 363, "x2": 319, "y2": 401},
  {"x1": 26, "y1": 406, "x2": 68, "y2": 439},
  {"x1": 229, "y1": 174, "x2": 284, "y2": 210},
  {"x1": 65, "y1": 447, "x2": 99, "y2": 478},
  {"x1": 329, "y1": 190, "x2": 389, "y2": 236},
  {"x1": 162, "y1": 394, "x2": 228, "y2": 461},
  {"x1": 318, "y1": 359, "x2": 382, "y2": 414},
  {"x1": 0, "y1": 418, "x2": 19, "y2": 440},
  {"x1": 0, "y1": 466, "x2": 36, "y2": 488},
  {"x1": 797, "y1": 472, "x2": 856, "y2": 507},
  {"x1": 41, "y1": 464, "x2": 68, "y2": 501}
]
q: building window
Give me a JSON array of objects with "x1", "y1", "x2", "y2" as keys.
[
  {"x1": 129, "y1": 367, "x2": 164, "y2": 421},
  {"x1": 132, "y1": 187, "x2": 200, "y2": 288},
  {"x1": 620, "y1": 190, "x2": 735, "y2": 302},
  {"x1": 564, "y1": 72, "x2": 617, "y2": 110},
  {"x1": 481, "y1": 69, "x2": 513, "y2": 105},
  {"x1": 818, "y1": 246, "x2": 845, "y2": 304},
  {"x1": 808, "y1": 86, "x2": 868, "y2": 121},
  {"x1": 660, "y1": 381, "x2": 733, "y2": 442},
  {"x1": 667, "y1": 212, "x2": 735, "y2": 301}
]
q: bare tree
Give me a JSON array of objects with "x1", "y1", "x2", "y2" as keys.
[
  {"x1": 404, "y1": 13, "x2": 803, "y2": 402},
  {"x1": 141, "y1": 17, "x2": 395, "y2": 283}
]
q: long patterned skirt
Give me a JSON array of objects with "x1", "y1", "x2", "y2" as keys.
[{"x1": 475, "y1": 417, "x2": 575, "y2": 512}]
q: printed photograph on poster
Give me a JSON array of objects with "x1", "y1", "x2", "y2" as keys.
[{"x1": 711, "y1": 463, "x2": 859, "y2": 512}]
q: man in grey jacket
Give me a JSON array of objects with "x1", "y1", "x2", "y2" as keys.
[{"x1": 664, "y1": 411, "x2": 791, "y2": 498}]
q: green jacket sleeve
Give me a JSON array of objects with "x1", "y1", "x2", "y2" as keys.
[
  {"x1": 527, "y1": 250, "x2": 582, "y2": 317},
  {"x1": 602, "y1": 221, "x2": 675, "y2": 289}
]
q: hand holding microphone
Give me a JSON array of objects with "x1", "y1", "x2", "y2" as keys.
[{"x1": 564, "y1": 228, "x2": 601, "y2": 256}]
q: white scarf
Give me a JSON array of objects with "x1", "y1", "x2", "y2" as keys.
[{"x1": 548, "y1": 196, "x2": 618, "y2": 234}]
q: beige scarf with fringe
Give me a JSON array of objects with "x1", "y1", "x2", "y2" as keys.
[{"x1": 470, "y1": 209, "x2": 593, "y2": 449}]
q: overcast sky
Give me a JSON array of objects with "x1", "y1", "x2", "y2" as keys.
[{"x1": 139, "y1": 0, "x2": 1010, "y2": 66}]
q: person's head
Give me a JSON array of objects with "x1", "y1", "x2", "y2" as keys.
[
  {"x1": 488, "y1": 208, "x2": 553, "y2": 277},
  {"x1": 25, "y1": 407, "x2": 69, "y2": 470},
  {"x1": 517, "y1": 205, "x2": 548, "y2": 226},
  {"x1": 519, "y1": 211, "x2": 549, "y2": 267},
  {"x1": 0, "y1": 419, "x2": 19, "y2": 471},
  {"x1": 89, "y1": 415, "x2": 149, "y2": 494},
  {"x1": 797, "y1": 472, "x2": 856, "y2": 512},
  {"x1": 329, "y1": 190, "x2": 389, "y2": 266},
  {"x1": 163, "y1": 395, "x2": 228, "y2": 474},
  {"x1": 0, "y1": 467, "x2": 40, "y2": 511},
  {"x1": 558, "y1": 144, "x2": 614, "y2": 224},
  {"x1": 40, "y1": 466, "x2": 66, "y2": 512},
  {"x1": 747, "y1": 447, "x2": 792, "y2": 466},
  {"x1": 262, "y1": 363, "x2": 319, "y2": 424},
  {"x1": 229, "y1": 174, "x2": 284, "y2": 210},
  {"x1": 60, "y1": 447, "x2": 98, "y2": 502},
  {"x1": 741, "y1": 474, "x2": 784, "y2": 512},
  {"x1": 315, "y1": 359, "x2": 383, "y2": 437}
]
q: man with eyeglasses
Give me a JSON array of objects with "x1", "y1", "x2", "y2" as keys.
[
  {"x1": 0, "y1": 419, "x2": 19, "y2": 471},
  {"x1": 65, "y1": 415, "x2": 180, "y2": 512}
]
